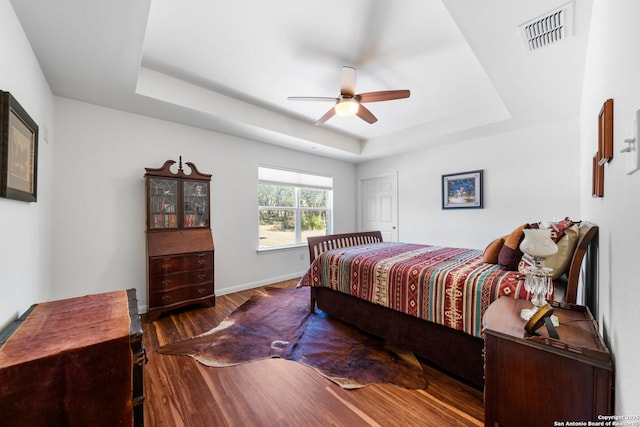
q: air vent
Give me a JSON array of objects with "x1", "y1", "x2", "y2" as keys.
[{"x1": 519, "y1": 2, "x2": 574, "y2": 52}]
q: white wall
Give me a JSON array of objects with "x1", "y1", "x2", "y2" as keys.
[
  {"x1": 357, "y1": 119, "x2": 581, "y2": 250},
  {"x1": 4, "y1": 0, "x2": 639, "y2": 412},
  {"x1": 580, "y1": 0, "x2": 640, "y2": 414},
  {"x1": 52, "y1": 98, "x2": 357, "y2": 311},
  {"x1": 0, "y1": 0, "x2": 55, "y2": 328}
]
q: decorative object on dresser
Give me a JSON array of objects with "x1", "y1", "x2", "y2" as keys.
[
  {"x1": 145, "y1": 157, "x2": 215, "y2": 322},
  {"x1": 483, "y1": 297, "x2": 612, "y2": 427},
  {"x1": 0, "y1": 289, "x2": 145, "y2": 427},
  {"x1": 518, "y1": 227, "x2": 558, "y2": 322}
]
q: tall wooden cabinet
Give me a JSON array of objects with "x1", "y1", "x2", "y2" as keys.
[{"x1": 145, "y1": 158, "x2": 215, "y2": 322}]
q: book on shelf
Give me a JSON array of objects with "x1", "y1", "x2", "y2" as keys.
[{"x1": 151, "y1": 214, "x2": 177, "y2": 229}]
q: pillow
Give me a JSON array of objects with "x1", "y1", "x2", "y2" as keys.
[
  {"x1": 528, "y1": 217, "x2": 577, "y2": 243},
  {"x1": 498, "y1": 224, "x2": 528, "y2": 271},
  {"x1": 482, "y1": 237, "x2": 505, "y2": 264},
  {"x1": 519, "y1": 223, "x2": 580, "y2": 279}
]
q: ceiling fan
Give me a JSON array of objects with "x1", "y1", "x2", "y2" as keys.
[{"x1": 288, "y1": 66, "x2": 410, "y2": 126}]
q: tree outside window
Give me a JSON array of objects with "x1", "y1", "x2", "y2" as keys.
[{"x1": 258, "y1": 167, "x2": 332, "y2": 249}]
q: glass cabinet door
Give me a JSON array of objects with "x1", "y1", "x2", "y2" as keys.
[
  {"x1": 149, "y1": 178, "x2": 178, "y2": 229},
  {"x1": 183, "y1": 181, "x2": 209, "y2": 228}
]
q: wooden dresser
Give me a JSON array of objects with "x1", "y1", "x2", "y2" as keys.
[
  {"x1": 0, "y1": 289, "x2": 145, "y2": 427},
  {"x1": 145, "y1": 159, "x2": 215, "y2": 322},
  {"x1": 146, "y1": 229, "x2": 215, "y2": 321},
  {"x1": 483, "y1": 297, "x2": 612, "y2": 427}
]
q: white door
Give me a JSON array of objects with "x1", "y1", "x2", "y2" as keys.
[{"x1": 361, "y1": 174, "x2": 398, "y2": 242}]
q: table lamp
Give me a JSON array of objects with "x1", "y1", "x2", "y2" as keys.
[{"x1": 519, "y1": 228, "x2": 558, "y2": 322}]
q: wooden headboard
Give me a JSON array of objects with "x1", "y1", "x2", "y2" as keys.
[
  {"x1": 564, "y1": 221, "x2": 599, "y2": 306},
  {"x1": 305, "y1": 223, "x2": 598, "y2": 306}
]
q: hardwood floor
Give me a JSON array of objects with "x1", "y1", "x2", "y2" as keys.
[{"x1": 142, "y1": 280, "x2": 484, "y2": 426}]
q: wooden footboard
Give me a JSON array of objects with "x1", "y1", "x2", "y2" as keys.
[{"x1": 313, "y1": 287, "x2": 485, "y2": 387}]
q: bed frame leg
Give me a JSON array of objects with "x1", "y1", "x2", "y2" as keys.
[{"x1": 310, "y1": 287, "x2": 317, "y2": 313}]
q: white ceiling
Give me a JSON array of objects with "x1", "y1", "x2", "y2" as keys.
[{"x1": 10, "y1": 0, "x2": 592, "y2": 162}]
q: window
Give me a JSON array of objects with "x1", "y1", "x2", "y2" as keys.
[{"x1": 258, "y1": 166, "x2": 333, "y2": 249}]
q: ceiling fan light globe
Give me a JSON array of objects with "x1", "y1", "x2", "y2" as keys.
[{"x1": 335, "y1": 99, "x2": 359, "y2": 116}]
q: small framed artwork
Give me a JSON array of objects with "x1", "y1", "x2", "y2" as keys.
[
  {"x1": 592, "y1": 152, "x2": 604, "y2": 197},
  {"x1": 598, "y1": 98, "x2": 613, "y2": 165},
  {"x1": 442, "y1": 170, "x2": 483, "y2": 209},
  {"x1": 0, "y1": 91, "x2": 38, "y2": 202}
]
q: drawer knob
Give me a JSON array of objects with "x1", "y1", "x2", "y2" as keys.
[
  {"x1": 197, "y1": 288, "x2": 207, "y2": 295},
  {"x1": 198, "y1": 274, "x2": 206, "y2": 280},
  {"x1": 161, "y1": 263, "x2": 171, "y2": 271},
  {"x1": 198, "y1": 259, "x2": 206, "y2": 266},
  {"x1": 162, "y1": 279, "x2": 171, "y2": 286},
  {"x1": 161, "y1": 294, "x2": 171, "y2": 301}
]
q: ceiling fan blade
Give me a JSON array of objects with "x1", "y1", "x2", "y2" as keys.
[
  {"x1": 340, "y1": 66, "x2": 356, "y2": 97},
  {"x1": 356, "y1": 104, "x2": 378, "y2": 124},
  {"x1": 357, "y1": 89, "x2": 410, "y2": 103},
  {"x1": 288, "y1": 96, "x2": 338, "y2": 102},
  {"x1": 314, "y1": 107, "x2": 336, "y2": 126}
]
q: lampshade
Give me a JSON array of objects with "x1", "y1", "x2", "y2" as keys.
[
  {"x1": 334, "y1": 99, "x2": 359, "y2": 116},
  {"x1": 519, "y1": 229, "x2": 558, "y2": 258}
]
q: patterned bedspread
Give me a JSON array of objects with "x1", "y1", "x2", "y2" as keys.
[{"x1": 298, "y1": 242, "x2": 528, "y2": 338}]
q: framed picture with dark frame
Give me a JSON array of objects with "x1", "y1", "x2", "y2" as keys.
[
  {"x1": 598, "y1": 98, "x2": 613, "y2": 165},
  {"x1": 0, "y1": 91, "x2": 38, "y2": 202},
  {"x1": 442, "y1": 170, "x2": 483, "y2": 209},
  {"x1": 592, "y1": 152, "x2": 604, "y2": 197}
]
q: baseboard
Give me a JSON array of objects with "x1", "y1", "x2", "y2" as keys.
[
  {"x1": 139, "y1": 271, "x2": 306, "y2": 314},
  {"x1": 216, "y1": 271, "x2": 305, "y2": 296}
]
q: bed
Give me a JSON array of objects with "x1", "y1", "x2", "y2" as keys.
[{"x1": 298, "y1": 222, "x2": 598, "y2": 388}]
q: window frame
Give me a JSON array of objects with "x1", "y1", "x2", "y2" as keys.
[{"x1": 258, "y1": 166, "x2": 333, "y2": 251}]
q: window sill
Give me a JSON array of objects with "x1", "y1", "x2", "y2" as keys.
[{"x1": 256, "y1": 244, "x2": 306, "y2": 254}]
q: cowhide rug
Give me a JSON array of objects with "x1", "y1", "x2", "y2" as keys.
[{"x1": 157, "y1": 286, "x2": 427, "y2": 389}]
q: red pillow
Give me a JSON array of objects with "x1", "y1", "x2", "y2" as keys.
[
  {"x1": 482, "y1": 237, "x2": 505, "y2": 264},
  {"x1": 528, "y1": 217, "x2": 577, "y2": 242},
  {"x1": 498, "y1": 224, "x2": 528, "y2": 271}
]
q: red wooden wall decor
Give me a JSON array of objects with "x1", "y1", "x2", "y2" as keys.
[
  {"x1": 593, "y1": 98, "x2": 613, "y2": 197},
  {"x1": 592, "y1": 152, "x2": 604, "y2": 197},
  {"x1": 598, "y1": 98, "x2": 614, "y2": 164}
]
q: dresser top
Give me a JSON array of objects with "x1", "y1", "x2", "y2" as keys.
[
  {"x1": 483, "y1": 296, "x2": 611, "y2": 364},
  {"x1": 0, "y1": 290, "x2": 131, "y2": 367}
]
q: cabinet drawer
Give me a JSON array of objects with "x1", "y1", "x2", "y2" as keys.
[
  {"x1": 149, "y1": 269, "x2": 213, "y2": 291},
  {"x1": 149, "y1": 252, "x2": 213, "y2": 275},
  {"x1": 150, "y1": 283, "x2": 213, "y2": 307}
]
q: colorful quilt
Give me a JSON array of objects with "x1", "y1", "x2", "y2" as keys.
[{"x1": 298, "y1": 242, "x2": 528, "y2": 338}]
